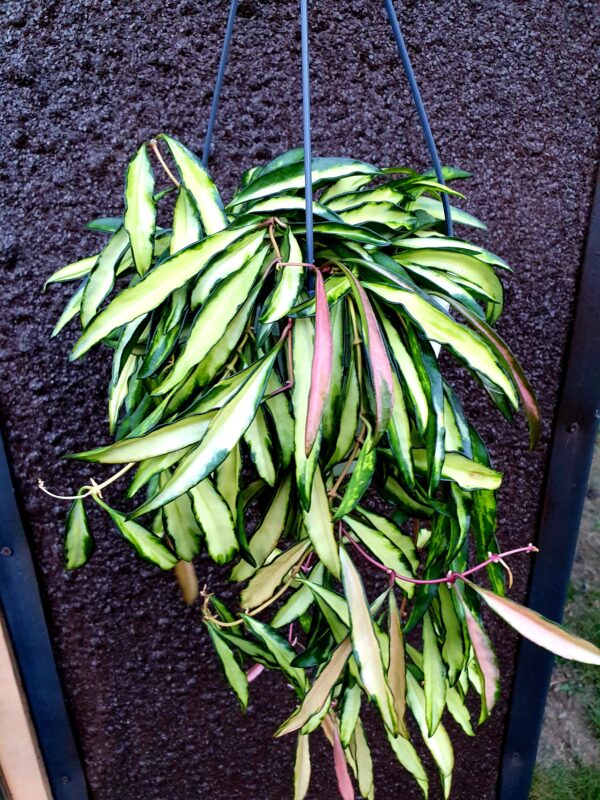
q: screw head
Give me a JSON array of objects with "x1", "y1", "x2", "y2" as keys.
[{"x1": 0, "y1": 547, "x2": 13, "y2": 557}]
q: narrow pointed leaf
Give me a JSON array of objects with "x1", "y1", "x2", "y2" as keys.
[
  {"x1": 454, "y1": 588, "x2": 499, "y2": 715},
  {"x1": 340, "y1": 547, "x2": 397, "y2": 733},
  {"x1": 305, "y1": 269, "x2": 333, "y2": 454},
  {"x1": 159, "y1": 134, "x2": 227, "y2": 234},
  {"x1": 388, "y1": 593, "x2": 408, "y2": 737},
  {"x1": 131, "y1": 342, "x2": 282, "y2": 516},
  {"x1": 423, "y1": 611, "x2": 447, "y2": 736},
  {"x1": 124, "y1": 144, "x2": 156, "y2": 275},
  {"x1": 406, "y1": 670, "x2": 454, "y2": 799},
  {"x1": 206, "y1": 623, "x2": 249, "y2": 711},
  {"x1": 65, "y1": 497, "x2": 94, "y2": 569},
  {"x1": 332, "y1": 721, "x2": 356, "y2": 800},
  {"x1": 294, "y1": 734, "x2": 311, "y2": 800},
  {"x1": 190, "y1": 478, "x2": 238, "y2": 565},
  {"x1": 276, "y1": 640, "x2": 352, "y2": 736},
  {"x1": 447, "y1": 298, "x2": 541, "y2": 447},
  {"x1": 465, "y1": 579, "x2": 600, "y2": 665},
  {"x1": 341, "y1": 268, "x2": 394, "y2": 443},
  {"x1": 241, "y1": 539, "x2": 310, "y2": 611},
  {"x1": 303, "y1": 468, "x2": 339, "y2": 578},
  {"x1": 71, "y1": 224, "x2": 256, "y2": 359},
  {"x1": 95, "y1": 498, "x2": 177, "y2": 569}
]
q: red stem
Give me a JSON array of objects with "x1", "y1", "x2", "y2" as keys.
[{"x1": 343, "y1": 531, "x2": 537, "y2": 586}]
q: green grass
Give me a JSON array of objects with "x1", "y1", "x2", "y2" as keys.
[
  {"x1": 532, "y1": 586, "x2": 600, "y2": 798},
  {"x1": 530, "y1": 764, "x2": 600, "y2": 800}
]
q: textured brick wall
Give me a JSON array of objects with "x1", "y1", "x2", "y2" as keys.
[{"x1": 0, "y1": 1, "x2": 598, "y2": 797}]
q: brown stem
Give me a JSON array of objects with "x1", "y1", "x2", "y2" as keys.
[{"x1": 149, "y1": 139, "x2": 180, "y2": 188}]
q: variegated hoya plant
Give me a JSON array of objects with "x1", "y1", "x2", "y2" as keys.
[{"x1": 43, "y1": 136, "x2": 600, "y2": 799}]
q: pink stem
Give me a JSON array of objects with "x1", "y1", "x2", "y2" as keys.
[{"x1": 343, "y1": 532, "x2": 537, "y2": 586}]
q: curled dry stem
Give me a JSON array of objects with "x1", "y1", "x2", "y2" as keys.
[{"x1": 38, "y1": 462, "x2": 135, "y2": 502}]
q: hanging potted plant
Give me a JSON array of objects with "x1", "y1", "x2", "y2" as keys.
[{"x1": 42, "y1": 134, "x2": 600, "y2": 799}]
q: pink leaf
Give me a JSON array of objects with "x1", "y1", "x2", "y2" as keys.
[
  {"x1": 341, "y1": 267, "x2": 394, "y2": 443},
  {"x1": 305, "y1": 269, "x2": 333, "y2": 455},
  {"x1": 246, "y1": 663, "x2": 265, "y2": 683},
  {"x1": 332, "y1": 720, "x2": 355, "y2": 800},
  {"x1": 465, "y1": 580, "x2": 600, "y2": 665},
  {"x1": 455, "y1": 589, "x2": 499, "y2": 714}
]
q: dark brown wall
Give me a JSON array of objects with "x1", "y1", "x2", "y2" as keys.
[{"x1": 0, "y1": 1, "x2": 598, "y2": 798}]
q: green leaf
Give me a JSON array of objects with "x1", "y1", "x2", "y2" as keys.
[
  {"x1": 247, "y1": 194, "x2": 340, "y2": 222},
  {"x1": 388, "y1": 593, "x2": 408, "y2": 737},
  {"x1": 159, "y1": 134, "x2": 227, "y2": 234},
  {"x1": 445, "y1": 685, "x2": 474, "y2": 736},
  {"x1": 189, "y1": 477, "x2": 238, "y2": 564},
  {"x1": 333, "y1": 426, "x2": 376, "y2": 520},
  {"x1": 71, "y1": 411, "x2": 215, "y2": 464},
  {"x1": 52, "y1": 280, "x2": 86, "y2": 337},
  {"x1": 191, "y1": 232, "x2": 266, "y2": 309},
  {"x1": 327, "y1": 351, "x2": 360, "y2": 468},
  {"x1": 347, "y1": 719, "x2": 374, "y2": 800},
  {"x1": 294, "y1": 733, "x2": 311, "y2": 800},
  {"x1": 343, "y1": 516, "x2": 414, "y2": 596},
  {"x1": 171, "y1": 186, "x2": 202, "y2": 254},
  {"x1": 276, "y1": 639, "x2": 352, "y2": 736},
  {"x1": 365, "y1": 281, "x2": 518, "y2": 407},
  {"x1": 241, "y1": 539, "x2": 310, "y2": 611},
  {"x1": 131, "y1": 342, "x2": 282, "y2": 516},
  {"x1": 231, "y1": 474, "x2": 292, "y2": 581},
  {"x1": 303, "y1": 468, "x2": 339, "y2": 578},
  {"x1": 261, "y1": 229, "x2": 304, "y2": 323},
  {"x1": 406, "y1": 670, "x2": 454, "y2": 799},
  {"x1": 454, "y1": 587, "x2": 499, "y2": 718},
  {"x1": 357, "y1": 508, "x2": 418, "y2": 572},
  {"x1": 271, "y1": 563, "x2": 324, "y2": 628},
  {"x1": 411, "y1": 449, "x2": 502, "y2": 491},
  {"x1": 206, "y1": 623, "x2": 249, "y2": 711},
  {"x1": 378, "y1": 311, "x2": 429, "y2": 433},
  {"x1": 242, "y1": 615, "x2": 307, "y2": 689},
  {"x1": 94, "y1": 497, "x2": 178, "y2": 569},
  {"x1": 71, "y1": 223, "x2": 257, "y2": 360},
  {"x1": 229, "y1": 157, "x2": 381, "y2": 206},
  {"x1": 243, "y1": 406, "x2": 276, "y2": 486},
  {"x1": 292, "y1": 317, "x2": 321, "y2": 508},
  {"x1": 158, "y1": 244, "x2": 266, "y2": 394},
  {"x1": 80, "y1": 227, "x2": 129, "y2": 327},
  {"x1": 423, "y1": 611, "x2": 447, "y2": 736},
  {"x1": 437, "y1": 583, "x2": 465, "y2": 685},
  {"x1": 340, "y1": 546, "x2": 397, "y2": 733},
  {"x1": 406, "y1": 197, "x2": 486, "y2": 230},
  {"x1": 395, "y1": 235, "x2": 509, "y2": 269},
  {"x1": 215, "y1": 444, "x2": 241, "y2": 517},
  {"x1": 124, "y1": 144, "x2": 156, "y2": 276},
  {"x1": 162, "y1": 489, "x2": 202, "y2": 561},
  {"x1": 64, "y1": 497, "x2": 94, "y2": 569},
  {"x1": 447, "y1": 298, "x2": 540, "y2": 447},
  {"x1": 339, "y1": 683, "x2": 362, "y2": 747},
  {"x1": 386, "y1": 732, "x2": 429, "y2": 798},
  {"x1": 339, "y1": 202, "x2": 415, "y2": 230},
  {"x1": 45, "y1": 255, "x2": 98, "y2": 289}
]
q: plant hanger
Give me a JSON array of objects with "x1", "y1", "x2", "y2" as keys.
[{"x1": 39, "y1": 2, "x2": 600, "y2": 799}]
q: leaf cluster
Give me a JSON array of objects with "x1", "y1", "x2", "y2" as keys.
[{"x1": 45, "y1": 136, "x2": 599, "y2": 799}]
